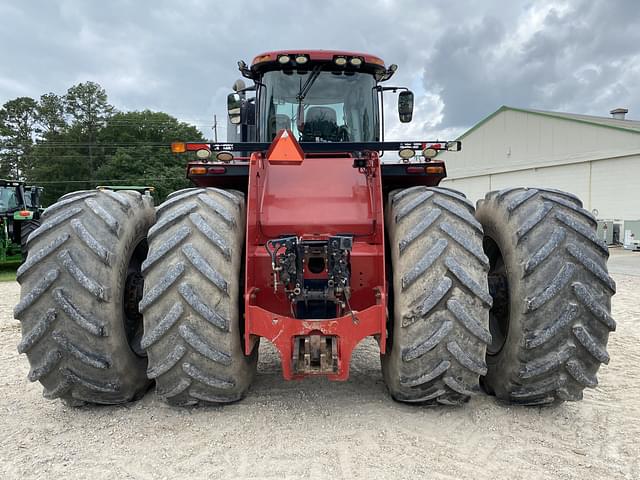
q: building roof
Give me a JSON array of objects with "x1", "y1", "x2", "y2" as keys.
[{"x1": 459, "y1": 105, "x2": 640, "y2": 139}]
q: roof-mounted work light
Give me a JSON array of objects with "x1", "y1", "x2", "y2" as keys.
[
  {"x1": 422, "y1": 147, "x2": 438, "y2": 159},
  {"x1": 399, "y1": 148, "x2": 415, "y2": 161},
  {"x1": 334, "y1": 56, "x2": 348, "y2": 66}
]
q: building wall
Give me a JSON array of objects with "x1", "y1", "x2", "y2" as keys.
[
  {"x1": 440, "y1": 109, "x2": 640, "y2": 219},
  {"x1": 590, "y1": 154, "x2": 640, "y2": 220},
  {"x1": 443, "y1": 154, "x2": 640, "y2": 219}
]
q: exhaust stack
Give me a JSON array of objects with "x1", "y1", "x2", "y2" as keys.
[{"x1": 610, "y1": 107, "x2": 628, "y2": 120}]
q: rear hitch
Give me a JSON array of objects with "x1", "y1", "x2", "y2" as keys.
[
  {"x1": 292, "y1": 334, "x2": 338, "y2": 375},
  {"x1": 265, "y1": 235, "x2": 353, "y2": 318}
]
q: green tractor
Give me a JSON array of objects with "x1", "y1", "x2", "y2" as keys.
[{"x1": 0, "y1": 179, "x2": 44, "y2": 262}]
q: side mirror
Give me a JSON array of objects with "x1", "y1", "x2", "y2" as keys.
[
  {"x1": 446, "y1": 141, "x2": 462, "y2": 152},
  {"x1": 232, "y1": 79, "x2": 246, "y2": 92},
  {"x1": 398, "y1": 91, "x2": 414, "y2": 123},
  {"x1": 227, "y1": 93, "x2": 242, "y2": 125}
]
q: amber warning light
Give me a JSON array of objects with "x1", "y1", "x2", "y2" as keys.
[{"x1": 171, "y1": 142, "x2": 186, "y2": 153}]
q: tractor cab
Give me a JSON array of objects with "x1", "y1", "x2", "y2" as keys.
[
  {"x1": 0, "y1": 180, "x2": 43, "y2": 216},
  {"x1": 24, "y1": 186, "x2": 44, "y2": 210},
  {"x1": 0, "y1": 180, "x2": 25, "y2": 214},
  {"x1": 0, "y1": 180, "x2": 43, "y2": 261},
  {"x1": 227, "y1": 50, "x2": 414, "y2": 143}
]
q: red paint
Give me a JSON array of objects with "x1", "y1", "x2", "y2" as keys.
[
  {"x1": 185, "y1": 143, "x2": 210, "y2": 151},
  {"x1": 252, "y1": 50, "x2": 386, "y2": 68},
  {"x1": 246, "y1": 302, "x2": 385, "y2": 380},
  {"x1": 242, "y1": 134, "x2": 387, "y2": 380}
]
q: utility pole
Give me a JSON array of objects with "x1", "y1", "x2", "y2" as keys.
[{"x1": 213, "y1": 114, "x2": 218, "y2": 142}]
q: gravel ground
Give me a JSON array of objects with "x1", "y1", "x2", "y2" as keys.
[{"x1": 1, "y1": 250, "x2": 639, "y2": 479}]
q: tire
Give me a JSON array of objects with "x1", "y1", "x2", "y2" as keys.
[
  {"x1": 20, "y1": 219, "x2": 41, "y2": 262},
  {"x1": 476, "y1": 187, "x2": 616, "y2": 405},
  {"x1": 382, "y1": 186, "x2": 492, "y2": 405},
  {"x1": 165, "y1": 187, "x2": 198, "y2": 200},
  {"x1": 140, "y1": 187, "x2": 257, "y2": 405},
  {"x1": 14, "y1": 189, "x2": 155, "y2": 405},
  {"x1": 435, "y1": 186, "x2": 467, "y2": 198}
]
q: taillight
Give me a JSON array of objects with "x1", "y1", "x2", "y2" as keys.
[
  {"x1": 426, "y1": 166, "x2": 444, "y2": 174},
  {"x1": 189, "y1": 166, "x2": 207, "y2": 175},
  {"x1": 405, "y1": 166, "x2": 445, "y2": 175},
  {"x1": 208, "y1": 167, "x2": 226, "y2": 174}
]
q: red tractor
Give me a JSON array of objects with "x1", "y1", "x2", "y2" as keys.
[{"x1": 15, "y1": 50, "x2": 615, "y2": 407}]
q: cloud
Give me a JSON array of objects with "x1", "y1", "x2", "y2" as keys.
[
  {"x1": 1, "y1": 0, "x2": 638, "y2": 140},
  {"x1": 425, "y1": 0, "x2": 640, "y2": 129}
]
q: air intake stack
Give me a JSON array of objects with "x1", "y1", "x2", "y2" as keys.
[{"x1": 610, "y1": 107, "x2": 629, "y2": 120}]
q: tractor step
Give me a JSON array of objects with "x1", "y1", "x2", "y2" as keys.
[{"x1": 292, "y1": 334, "x2": 338, "y2": 375}]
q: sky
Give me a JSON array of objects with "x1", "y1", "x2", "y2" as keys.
[{"x1": 1, "y1": 0, "x2": 639, "y2": 141}]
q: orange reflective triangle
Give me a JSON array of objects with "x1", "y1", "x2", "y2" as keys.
[{"x1": 266, "y1": 129, "x2": 304, "y2": 165}]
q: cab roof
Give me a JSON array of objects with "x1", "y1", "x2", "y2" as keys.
[{"x1": 251, "y1": 50, "x2": 386, "y2": 70}]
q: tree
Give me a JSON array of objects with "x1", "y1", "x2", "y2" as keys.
[
  {"x1": 63, "y1": 81, "x2": 115, "y2": 178},
  {"x1": 96, "y1": 110, "x2": 205, "y2": 200},
  {"x1": 28, "y1": 93, "x2": 70, "y2": 200},
  {"x1": 36, "y1": 93, "x2": 66, "y2": 140},
  {"x1": 63, "y1": 81, "x2": 114, "y2": 132},
  {"x1": 4, "y1": 82, "x2": 206, "y2": 205},
  {"x1": 0, "y1": 97, "x2": 39, "y2": 178}
]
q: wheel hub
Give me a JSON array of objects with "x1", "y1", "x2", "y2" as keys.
[
  {"x1": 484, "y1": 236, "x2": 510, "y2": 356},
  {"x1": 123, "y1": 263, "x2": 146, "y2": 356}
]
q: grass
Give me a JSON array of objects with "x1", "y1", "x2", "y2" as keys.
[
  {"x1": 0, "y1": 256, "x2": 21, "y2": 282},
  {"x1": 0, "y1": 270, "x2": 16, "y2": 282}
]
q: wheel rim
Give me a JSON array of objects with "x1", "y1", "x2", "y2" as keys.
[
  {"x1": 123, "y1": 238, "x2": 148, "y2": 357},
  {"x1": 484, "y1": 236, "x2": 510, "y2": 355}
]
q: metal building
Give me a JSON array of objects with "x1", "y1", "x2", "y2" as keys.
[{"x1": 440, "y1": 106, "x2": 640, "y2": 221}]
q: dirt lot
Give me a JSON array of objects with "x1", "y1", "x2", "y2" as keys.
[{"x1": 1, "y1": 249, "x2": 639, "y2": 479}]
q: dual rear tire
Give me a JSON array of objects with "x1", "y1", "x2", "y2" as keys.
[
  {"x1": 383, "y1": 186, "x2": 615, "y2": 405},
  {"x1": 15, "y1": 187, "x2": 256, "y2": 406}
]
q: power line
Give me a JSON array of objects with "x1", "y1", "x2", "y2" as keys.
[
  {"x1": 103, "y1": 121, "x2": 226, "y2": 129},
  {"x1": 104, "y1": 118, "x2": 218, "y2": 122},
  {"x1": 2, "y1": 142, "x2": 227, "y2": 150},
  {"x1": 1, "y1": 143, "x2": 176, "y2": 149},
  {"x1": 12, "y1": 154, "x2": 179, "y2": 159},
  {"x1": 28, "y1": 177, "x2": 181, "y2": 185}
]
